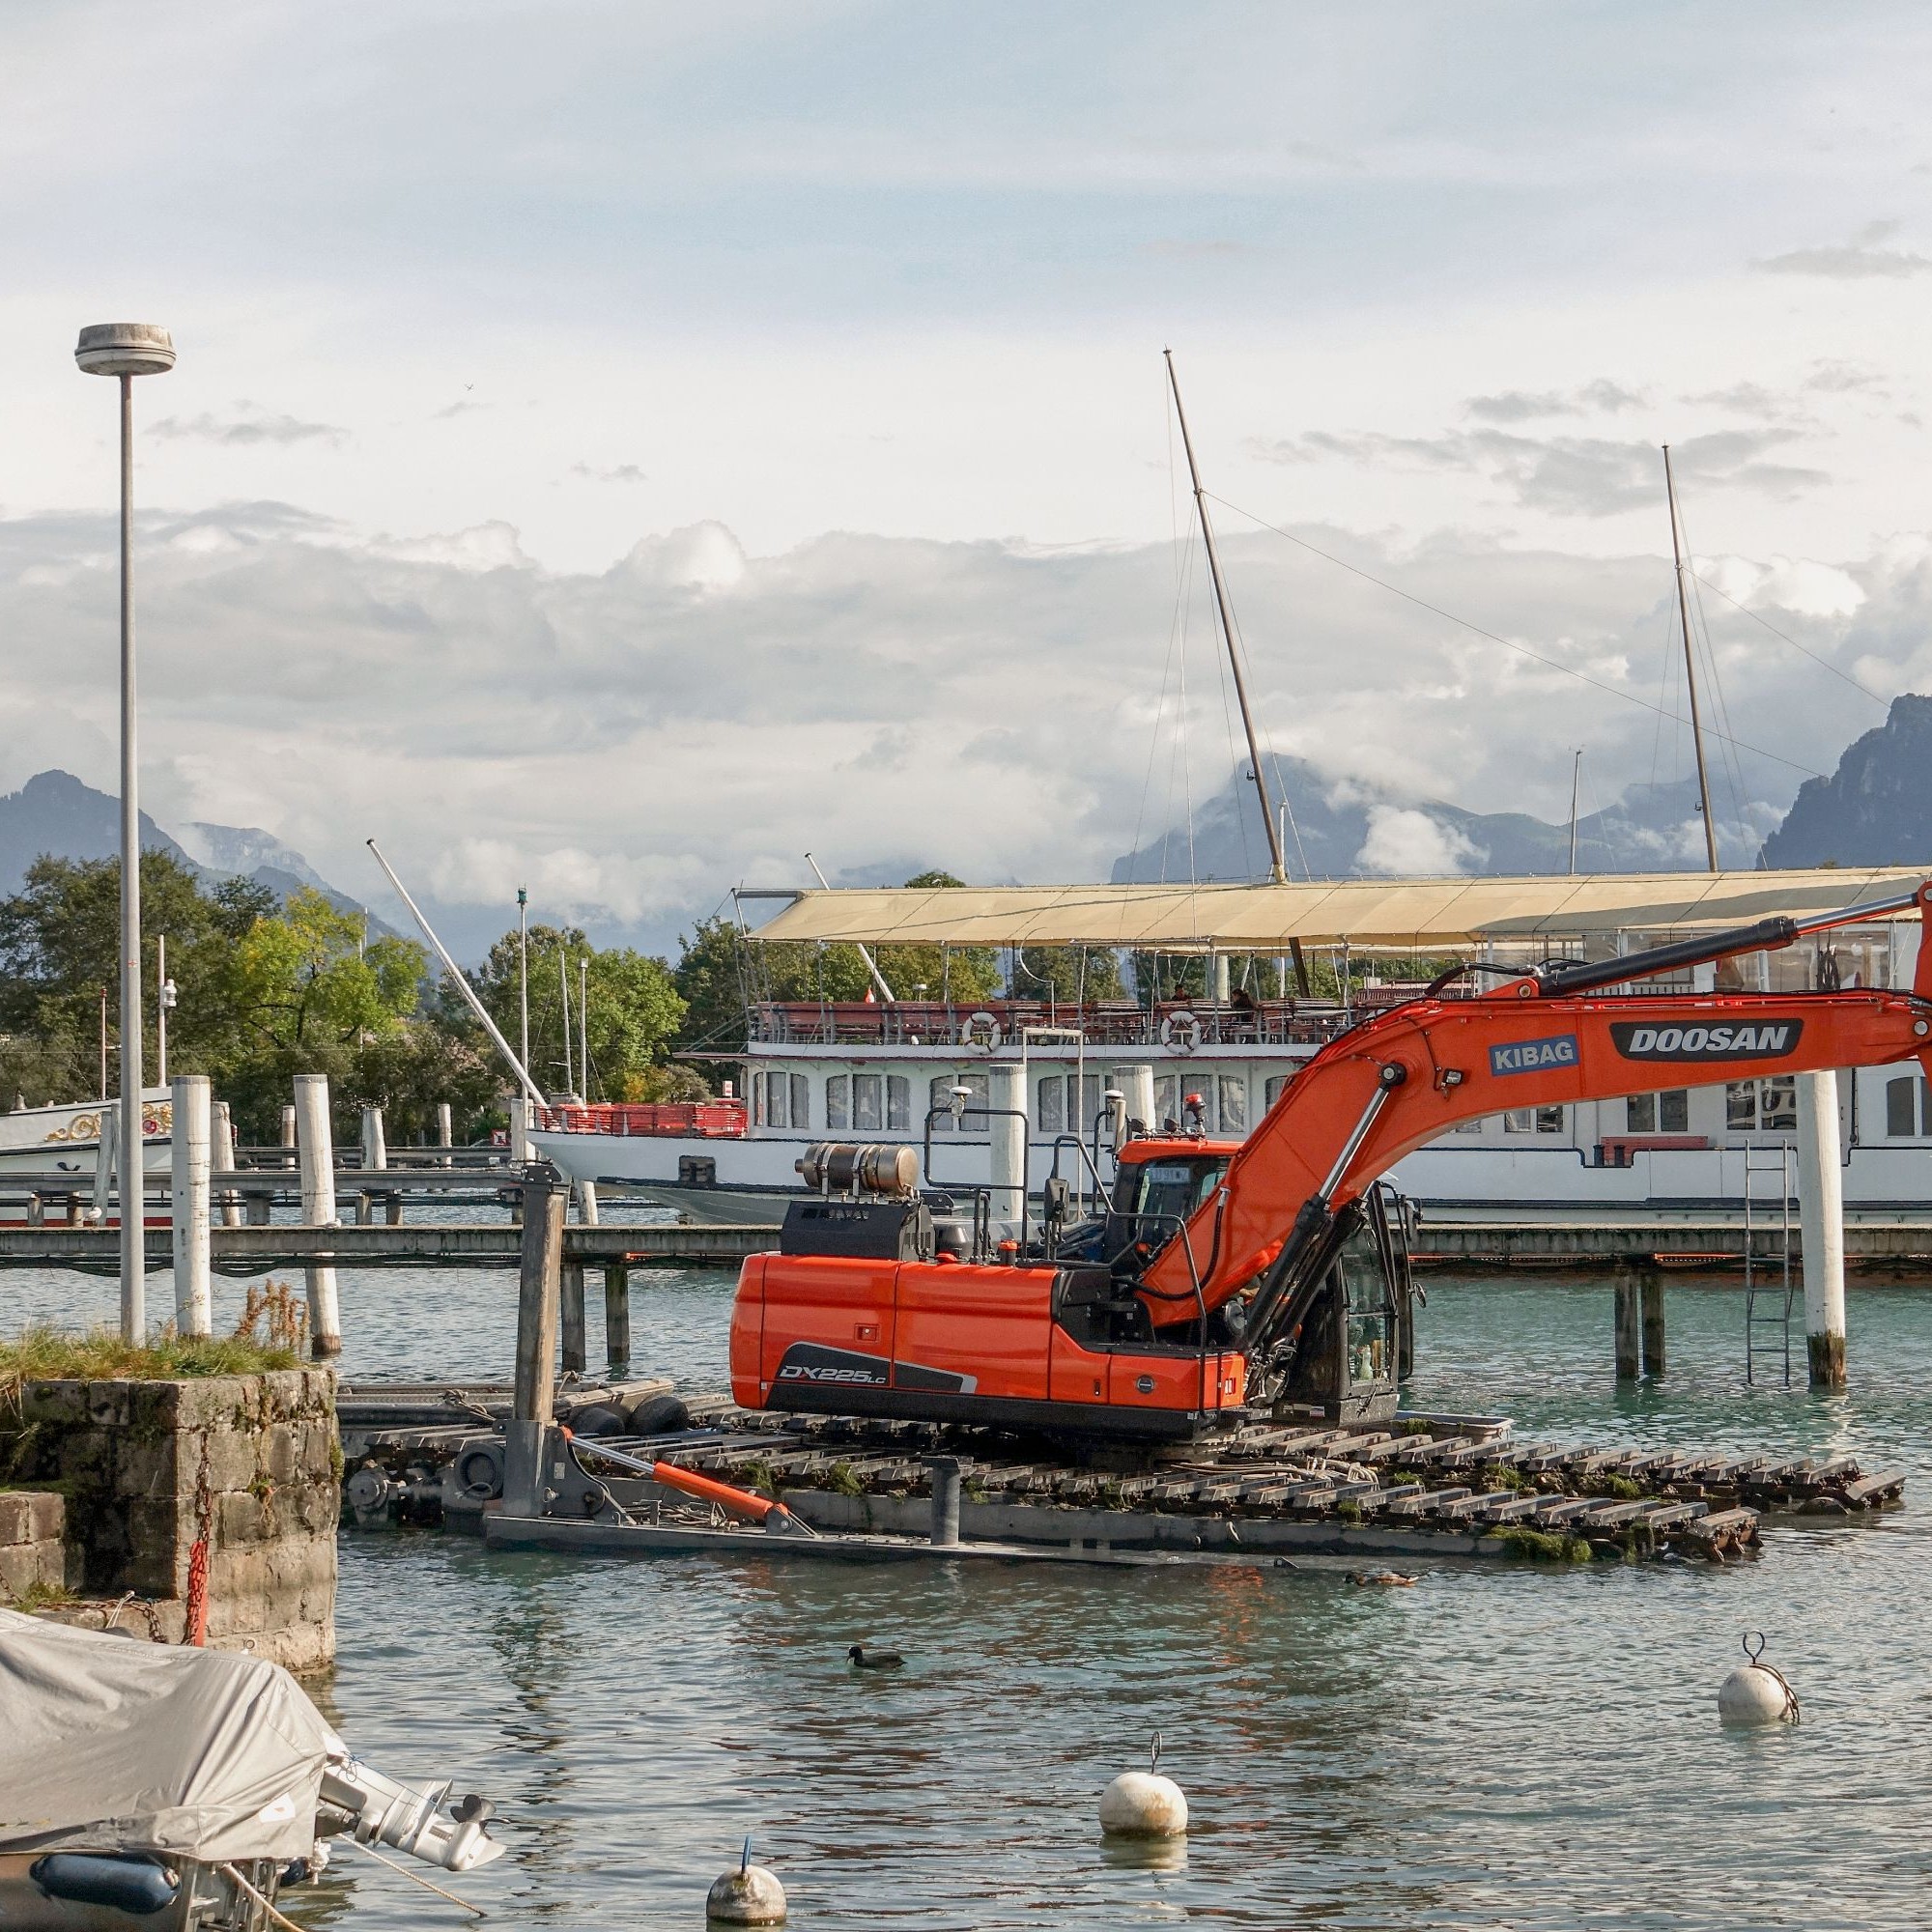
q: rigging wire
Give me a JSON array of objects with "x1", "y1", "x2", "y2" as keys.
[
  {"x1": 1204, "y1": 520, "x2": 1257, "y2": 883},
  {"x1": 1204, "y1": 490, "x2": 1828, "y2": 780},
  {"x1": 1690, "y1": 569, "x2": 1890, "y2": 708},
  {"x1": 1220, "y1": 576, "x2": 1311, "y2": 878},
  {"x1": 1675, "y1": 490, "x2": 1756, "y2": 865}
]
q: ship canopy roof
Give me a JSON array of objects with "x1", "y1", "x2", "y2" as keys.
[{"x1": 739, "y1": 867, "x2": 1929, "y2": 954}]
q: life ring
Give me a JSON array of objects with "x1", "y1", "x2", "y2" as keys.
[
  {"x1": 1160, "y1": 1009, "x2": 1203, "y2": 1053},
  {"x1": 957, "y1": 1010, "x2": 1003, "y2": 1054}
]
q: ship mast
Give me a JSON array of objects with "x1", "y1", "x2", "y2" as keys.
[
  {"x1": 1164, "y1": 350, "x2": 1311, "y2": 996},
  {"x1": 1662, "y1": 444, "x2": 1719, "y2": 873}
]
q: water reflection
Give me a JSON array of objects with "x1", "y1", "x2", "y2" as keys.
[{"x1": 17, "y1": 1259, "x2": 1932, "y2": 1924}]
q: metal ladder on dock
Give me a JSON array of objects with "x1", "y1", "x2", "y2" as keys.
[{"x1": 1744, "y1": 1144, "x2": 1796, "y2": 1386}]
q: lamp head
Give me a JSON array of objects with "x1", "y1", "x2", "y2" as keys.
[{"x1": 75, "y1": 323, "x2": 176, "y2": 378}]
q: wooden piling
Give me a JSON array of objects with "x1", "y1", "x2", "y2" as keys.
[
  {"x1": 559, "y1": 1263, "x2": 586, "y2": 1375},
  {"x1": 211, "y1": 1099, "x2": 242, "y2": 1228},
  {"x1": 93, "y1": 1112, "x2": 118, "y2": 1222},
  {"x1": 170, "y1": 1074, "x2": 213, "y2": 1338},
  {"x1": 1797, "y1": 1068, "x2": 1849, "y2": 1389},
  {"x1": 575, "y1": 1178, "x2": 600, "y2": 1226},
  {"x1": 1614, "y1": 1266, "x2": 1640, "y2": 1380},
  {"x1": 604, "y1": 1264, "x2": 631, "y2": 1371},
  {"x1": 294, "y1": 1074, "x2": 342, "y2": 1359},
  {"x1": 1640, "y1": 1269, "x2": 1665, "y2": 1378},
  {"x1": 507, "y1": 1167, "x2": 569, "y2": 1515}
]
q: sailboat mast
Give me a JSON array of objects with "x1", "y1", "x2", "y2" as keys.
[
  {"x1": 1662, "y1": 444, "x2": 1719, "y2": 873},
  {"x1": 1165, "y1": 351, "x2": 1287, "y2": 886},
  {"x1": 1164, "y1": 351, "x2": 1312, "y2": 997},
  {"x1": 1567, "y1": 749, "x2": 1582, "y2": 875}
]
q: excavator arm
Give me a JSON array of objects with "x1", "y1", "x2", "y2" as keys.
[{"x1": 1142, "y1": 882, "x2": 1932, "y2": 1326}]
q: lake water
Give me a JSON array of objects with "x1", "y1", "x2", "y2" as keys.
[{"x1": 16, "y1": 1250, "x2": 1932, "y2": 1928}]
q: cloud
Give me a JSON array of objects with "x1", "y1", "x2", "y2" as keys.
[
  {"x1": 151, "y1": 404, "x2": 346, "y2": 447},
  {"x1": 1354, "y1": 806, "x2": 1484, "y2": 875},
  {"x1": 569, "y1": 462, "x2": 648, "y2": 484},
  {"x1": 1254, "y1": 425, "x2": 1828, "y2": 516},
  {"x1": 1756, "y1": 220, "x2": 1932, "y2": 279},
  {"x1": 4, "y1": 501, "x2": 1925, "y2": 954},
  {"x1": 1464, "y1": 380, "x2": 1646, "y2": 422}
]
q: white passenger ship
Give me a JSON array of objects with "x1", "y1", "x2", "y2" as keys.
[{"x1": 531, "y1": 895, "x2": 1932, "y2": 1222}]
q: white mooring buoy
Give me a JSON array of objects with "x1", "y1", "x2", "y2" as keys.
[
  {"x1": 707, "y1": 1835, "x2": 787, "y2": 1924},
  {"x1": 1718, "y1": 1632, "x2": 1802, "y2": 1728},
  {"x1": 1099, "y1": 1732, "x2": 1189, "y2": 1838}
]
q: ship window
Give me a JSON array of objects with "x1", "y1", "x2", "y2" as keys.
[
  {"x1": 886, "y1": 1075, "x2": 909, "y2": 1132},
  {"x1": 1885, "y1": 1075, "x2": 1931, "y2": 1137},
  {"x1": 1153, "y1": 1074, "x2": 1179, "y2": 1131},
  {"x1": 790, "y1": 1073, "x2": 810, "y2": 1131},
  {"x1": 932, "y1": 1072, "x2": 988, "y2": 1132},
  {"x1": 853, "y1": 1073, "x2": 883, "y2": 1133},
  {"x1": 1535, "y1": 1105, "x2": 1565, "y2": 1134},
  {"x1": 1218, "y1": 1075, "x2": 1248, "y2": 1133},
  {"x1": 766, "y1": 1072, "x2": 788, "y2": 1129},
  {"x1": 1503, "y1": 1109, "x2": 1535, "y2": 1134},
  {"x1": 1629, "y1": 1091, "x2": 1690, "y2": 1134},
  {"x1": 1452, "y1": 1114, "x2": 1483, "y2": 1133},
  {"x1": 750, "y1": 1072, "x2": 763, "y2": 1125},
  {"x1": 1263, "y1": 1072, "x2": 1295, "y2": 1111},
  {"x1": 1727, "y1": 1078, "x2": 1796, "y2": 1133},
  {"x1": 826, "y1": 1075, "x2": 849, "y2": 1131},
  {"x1": 1037, "y1": 1076, "x2": 1065, "y2": 1135}
]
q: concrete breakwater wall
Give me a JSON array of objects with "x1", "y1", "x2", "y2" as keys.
[{"x1": 0, "y1": 1370, "x2": 339, "y2": 1671}]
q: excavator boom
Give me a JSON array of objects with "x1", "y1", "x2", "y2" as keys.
[{"x1": 1143, "y1": 881, "x2": 1932, "y2": 1315}]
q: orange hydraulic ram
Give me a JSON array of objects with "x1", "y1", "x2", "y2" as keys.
[{"x1": 558, "y1": 1426, "x2": 814, "y2": 1533}]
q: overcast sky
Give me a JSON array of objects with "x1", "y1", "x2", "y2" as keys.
[{"x1": 5, "y1": 2, "x2": 1932, "y2": 954}]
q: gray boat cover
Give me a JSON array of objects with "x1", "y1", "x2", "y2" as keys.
[{"x1": 0, "y1": 1609, "x2": 341, "y2": 1862}]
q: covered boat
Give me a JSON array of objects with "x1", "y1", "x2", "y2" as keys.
[{"x1": 0, "y1": 1609, "x2": 502, "y2": 1928}]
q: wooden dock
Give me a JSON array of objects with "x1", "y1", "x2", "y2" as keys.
[
  {"x1": 339, "y1": 1388, "x2": 1908, "y2": 1568},
  {"x1": 0, "y1": 1221, "x2": 774, "y2": 1272}
]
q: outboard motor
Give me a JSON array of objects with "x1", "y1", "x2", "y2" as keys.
[{"x1": 319, "y1": 1759, "x2": 505, "y2": 1873}]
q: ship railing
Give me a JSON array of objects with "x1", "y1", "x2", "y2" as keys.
[
  {"x1": 532, "y1": 1101, "x2": 749, "y2": 1138},
  {"x1": 743, "y1": 997, "x2": 1428, "y2": 1051}
]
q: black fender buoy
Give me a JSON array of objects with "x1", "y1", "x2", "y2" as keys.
[{"x1": 625, "y1": 1393, "x2": 692, "y2": 1437}]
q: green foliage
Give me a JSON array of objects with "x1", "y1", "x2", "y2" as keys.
[
  {"x1": 231, "y1": 889, "x2": 421, "y2": 1053},
  {"x1": 466, "y1": 922, "x2": 686, "y2": 1101},
  {"x1": 0, "y1": 1324, "x2": 298, "y2": 1399},
  {"x1": 671, "y1": 871, "x2": 1004, "y2": 1070},
  {"x1": 1008, "y1": 946, "x2": 1125, "y2": 1003},
  {"x1": 1492, "y1": 1525, "x2": 1592, "y2": 1564}
]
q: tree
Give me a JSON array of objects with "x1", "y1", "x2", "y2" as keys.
[
  {"x1": 230, "y1": 890, "x2": 422, "y2": 1055},
  {"x1": 1007, "y1": 947, "x2": 1125, "y2": 1004},
  {"x1": 464, "y1": 923, "x2": 686, "y2": 1100},
  {"x1": 0, "y1": 852, "x2": 273, "y2": 1104}
]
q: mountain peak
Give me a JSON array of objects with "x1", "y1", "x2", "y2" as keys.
[{"x1": 1762, "y1": 694, "x2": 1932, "y2": 867}]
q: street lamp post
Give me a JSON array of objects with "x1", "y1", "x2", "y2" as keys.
[{"x1": 76, "y1": 322, "x2": 176, "y2": 1343}]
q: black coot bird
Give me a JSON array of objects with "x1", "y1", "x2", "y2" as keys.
[{"x1": 847, "y1": 1644, "x2": 903, "y2": 1670}]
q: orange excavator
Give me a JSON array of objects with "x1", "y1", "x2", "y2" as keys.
[{"x1": 730, "y1": 882, "x2": 1932, "y2": 1440}]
